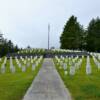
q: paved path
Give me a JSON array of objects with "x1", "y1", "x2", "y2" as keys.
[{"x1": 23, "y1": 58, "x2": 72, "y2": 100}]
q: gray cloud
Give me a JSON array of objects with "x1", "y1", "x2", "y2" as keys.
[{"x1": 0, "y1": 0, "x2": 99, "y2": 48}]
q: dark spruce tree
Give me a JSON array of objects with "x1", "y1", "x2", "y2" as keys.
[
  {"x1": 60, "y1": 15, "x2": 84, "y2": 50},
  {"x1": 0, "y1": 34, "x2": 20, "y2": 57},
  {"x1": 87, "y1": 17, "x2": 100, "y2": 52}
]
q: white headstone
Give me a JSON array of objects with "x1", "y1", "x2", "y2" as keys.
[
  {"x1": 1, "y1": 64, "x2": 6, "y2": 74},
  {"x1": 10, "y1": 66, "x2": 15, "y2": 73},
  {"x1": 32, "y1": 64, "x2": 36, "y2": 71},
  {"x1": 86, "y1": 56, "x2": 91, "y2": 75},
  {"x1": 27, "y1": 62, "x2": 30, "y2": 67},
  {"x1": 69, "y1": 63, "x2": 75, "y2": 76},
  {"x1": 63, "y1": 63, "x2": 67, "y2": 70},
  {"x1": 22, "y1": 66, "x2": 26, "y2": 72}
]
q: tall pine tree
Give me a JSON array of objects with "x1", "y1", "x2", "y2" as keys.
[
  {"x1": 87, "y1": 17, "x2": 100, "y2": 52},
  {"x1": 60, "y1": 15, "x2": 83, "y2": 50}
]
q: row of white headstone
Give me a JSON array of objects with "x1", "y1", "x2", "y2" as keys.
[
  {"x1": 86, "y1": 56, "x2": 91, "y2": 75},
  {"x1": 18, "y1": 49, "x2": 45, "y2": 54},
  {"x1": 55, "y1": 55, "x2": 95, "y2": 76},
  {"x1": 0, "y1": 56, "x2": 43, "y2": 74},
  {"x1": 10, "y1": 57, "x2": 16, "y2": 73},
  {"x1": 55, "y1": 56, "x2": 82, "y2": 75},
  {"x1": 91, "y1": 53, "x2": 100, "y2": 69},
  {"x1": 1, "y1": 57, "x2": 7, "y2": 74}
]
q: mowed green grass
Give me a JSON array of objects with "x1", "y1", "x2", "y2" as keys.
[
  {"x1": 0, "y1": 59, "x2": 43, "y2": 100},
  {"x1": 54, "y1": 57, "x2": 100, "y2": 100}
]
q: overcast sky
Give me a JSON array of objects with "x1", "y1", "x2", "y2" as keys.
[{"x1": 0, "y1": 0, "x2": 99, "y2": 48}]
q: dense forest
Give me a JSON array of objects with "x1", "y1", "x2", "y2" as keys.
[
  {"x1": 0, "y1": 34, "x2": 19, "y2": 57},
  {"x1": 60, "y1": 15, "x2": 100, "y2": 52}
]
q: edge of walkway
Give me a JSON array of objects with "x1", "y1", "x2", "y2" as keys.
[
  {"x1": 52, "y1": 58, "x2": 72, "y2": 100},
  {"x1": 22, "y1": 58, "x2": 72, "y2": 100}
]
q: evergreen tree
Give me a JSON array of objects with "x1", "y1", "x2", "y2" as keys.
[
  {"x1": 87, "y1": 17, "x2": 100, "y2": 52},
  {"x1": 0, "y1": 34, "x2": 19, "y2": 57},
  {"x1": 60, "y1": 15, "x2": 84, "y2": 50}
]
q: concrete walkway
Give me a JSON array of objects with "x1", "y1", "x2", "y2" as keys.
[{"x1": 23, "y1": 58, "x2": 72, "y2": 100}]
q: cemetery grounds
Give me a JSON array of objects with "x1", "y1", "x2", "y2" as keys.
[
  {"x1": 54, "y1": 52, "x2": 100, "y2": 100},
  {"x1": 0, "y1": 49, "x2": 100, "y2": 100},
  {"x1": 0, "y1": 54, "x2": 43, "y2": 100}
]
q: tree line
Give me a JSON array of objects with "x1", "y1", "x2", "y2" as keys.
[
  {"x1": 60, "y1": 15, "x2": 100, "y2": 52},
  {"x1": 0, "y1": 34, "x2": 19, "y2": 57}
]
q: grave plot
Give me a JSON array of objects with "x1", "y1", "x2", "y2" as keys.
[
  {"x1": 0, "y1": 55, "x2": 43, "y2": 100},
  {"x1": 17, "y1": 49, "x2": 45, "y2": 56},
  {"x1": 54, "y1": 54, "x2": 100, "y2": 100},
  {"x1": 55, "y1": 55, "x2": 83, "y2": 76},
  {"x1": 0, "y1": 56, "x2": 43, "y2": 74}
]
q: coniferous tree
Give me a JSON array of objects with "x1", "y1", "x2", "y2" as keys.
[
  {"x1": 87, "y1": 17, "x2": 100, "y2": 52},
  {"x1": 0, "y1": 34, "x2": 20, "y2": 57},
  {"x1": 60, "y1": 15, "x2": 84, "y2": 50}
]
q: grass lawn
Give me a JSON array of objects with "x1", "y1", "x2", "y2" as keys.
[
  {"x1": 0, "y1": 59, "x2": 43, "y2": 100},
  {"x1": 54, "y1": 57, "x2": 100, "y2": 100}
]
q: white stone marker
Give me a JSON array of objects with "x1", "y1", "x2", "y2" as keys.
[
  {"x1": 22, "y1": 66, "x2": 26, "y2": 72},
  {"x1": 4, "y1": 57, "x2": 7, "y2": 64},
  {"x1": 32, "y1": 64, "x2": 36, "y2": 71},
  {"x1": 18, "y1": 63, "x2": 22, "y2": 68},
  {"x1": 86, "y1": 56, "x2": 91, "y2": 75},
  {"x1": 10, "y1": 57, "x2": 16, "y2": 73},
  {"x1": 69, "y1": 63, "x2": 75, "y2": 76},
  {"x1": 10, "y1": 66, "x2": 15, "y2": 73},
  {"x1": 27, "y1": 62, "x2": 30, "y2": 67},
  {"x1": 93, "y1": 56, "x2": 100, "y2": 69},
  {"x1": 63, "y1": 63, "x2": 67, "y2": 70},
  {"x1": 1, "y1": 64, "x2": 6, "y2": 74}
]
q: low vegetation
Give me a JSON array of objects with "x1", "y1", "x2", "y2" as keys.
[
  {"x1": 0, "y1": 58, "x2": 43, "y2": 100},
  {"x1": 54, "y1": 57, "x2": 100, "y2": 100}
]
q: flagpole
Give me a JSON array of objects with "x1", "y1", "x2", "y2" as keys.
[{"x1": 48, "y1": 24, "x2": 50, "y2": 50}]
